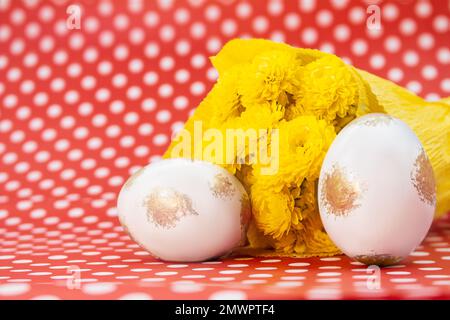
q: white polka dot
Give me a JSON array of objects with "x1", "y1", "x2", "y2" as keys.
[
  {"x1": 4, "y1": 94, "x2": 18, "y2": 108},
  {"x1": 302, "y1": 27, "x2": 318, "y2": 45},
  {"x1": 171, "y1": 281, "x2": 204, "y2": 293},
  {"x1": 175, "y1": 39, "x2": 191, "y2": 56},
  {"x1": 119, "y1": 293, "x2": 152, "y2": 300},
  {"x1": 422, "y1": 65, "x2": 438, "y2": 80},
  {"x1": 0, "y1": 283, "x2": 30, "y2": 296},
  {"x1": 160, "y1": 56, "x2": 175, "y2": 70},
  {"x1": 403, "y1": 50, "x2": 419, "y2": 67},
  {"x1": 82, "y1": 283, "x2": 116, "y2": 295},
  {"x1": 221, "y1": 19, "x2": 237, "y2": 36},
  {"x1": 144, "y1": 10, "x2": 159, "y2": 28},
  {"x1": 383, "y1": 4, "x2": 399, "y2": 21},
  {"x1": 11, "y1": 8, "x2": 26, "y2": 25},
  {"x1": 50, "y1": 78, "x2": 65, "y2": 92},
  {"x1": 114, "y1": 45, "x2": 129, "y2": 61},
  {"x1": 406, "y1": 81, "x2": 422, "y2": 94},
  {"x1": 67, "y1": 63, "x2": 82, "y2": 77},
  {"x1": 31, "y1": 295, "x2": 60, "y2": 300},
  {"x1": 142, "y1": 278, "x2": 165, "y2": 283},
  {"x1": 7, "y1": 67, "x2": 21, "y2": 81},
  {"x1": 114, "y1": 14, "x2": 129, "y2": 30},
  {"x1": 236, "y1": 2, "x2": 252, "y2": 18},
  {"x1": 160, "y1": 24, "x2": 176, "y2": 41},
  {"x1": 156, "y1": 110, "x2": 171, "y2": 123},
  {"x1": 127, "y1": 86, "x2": 142, "y2": 100},
  {"x1": 334, "y1": 24, "x2": 350, "y2": 42},
  {"x1": 285, "y1": 269, "x2": 308, "y2": 274},
  {"x1": 418, "y1": 33, "x2": 435, "y2": 50},
  {"x1": 96, "y1": 61, "x2": 112, "y2": 76},
  {"x1": 433, "y1": 15, "x2": 449, "y2": 33},
  {"x1": 252, "y1": 16, "x2": 269, "y2": 33},
  {"x1": 152, "y1": 134, "x2": 168, "y2": 146},
  {"x1": 69, "y1": 33, "x2": 84, "y2": 50},
  {"x1": 219, "y1": 270, "x2": 243, "y2": 275},
  {"x1": 96, "y1": 88, "x2": 111, "y2": 102},
  {"x1": 306, "y1": 288, "x2": 342, "y2": 300},
  {"x1": 387, "y1": 68, "x2": 404, "y2": 82},
  {"x1": 415, "y1": 1, "x2": 433, "y2": 18},
  {"x1": 384, "y1": 36, "x2": 401, "y2": 53},
  {"x1": 38, "y1": 5, "x2": 54, "y2": 22},
  {"x1": 370, "y1": 54, "x2": 386, "y2": 69},
  {"x1": 316, "y1": 10, "x2": 333, "y2": 27},
  {"x1": 191, "y1": 54, "x2": 206, "y2": 69},
  {"x1": 82, "y1": 47, "x2": 98, "y2": 63},
  {"x1": 284, "y1": 13, "x2": 301, "y2": 30},
  {"x1": 190, "y1": 81, "x2": 205, "y2": 96},
  {"x1": 249, "y1": 273, "x2": 273, "y2": 278},
  {"x1": 175, "y1": 69, "x2": 190, "y2": 83},
  {"x1": 348, "y1": 6, "x2": 365, "y2": 24},
  {"x1": 440, "y1": 78, "x2": 450, "y2": 92},
  {"x1": 64, "y1": 90, "x2": 80, "y2": 104},
  {"x1": 190, "y1": 22, "x2": 205, "y2": 39},
  {"x1": 10, "y1": 38, "x2": 25, "y2": 55},
  {"x1": 436, "y1": 47, "x2": 450, "y2": 65},
  {"x1": 155, "y1": 271, "x2": 178, "y2": 276},
  {"x1": 351, "y1": 39, "x2": 368, "y2": 56},
  {"x1": 209, "y1": 290, "x2": 247, "y2": 300},
  {"x1": 400, "y1": 18, "x2": 417, "y2": 36},
  {"x1": 158, "y1": 84, "x2": 174, "y2": 98}
]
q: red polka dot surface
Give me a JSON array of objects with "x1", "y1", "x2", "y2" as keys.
[{"x1": 0, "y1": 0, "x2": 449, "y2": 299}]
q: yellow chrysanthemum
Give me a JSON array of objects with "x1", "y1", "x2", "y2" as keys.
[
  {"x1": 217, "y1": 101, "x2": 284, "y2": 175},
  {"x1": 238, "y1": 50, "x2": 302, "y2": 107},
  {"x1": 241, "y1": 117, "x2": 339, "y2": 256},
  {"x1": 294, "y1": 55, "x2": 359, "y2": 124},
  {"x1": 203, "y1": 65, "x2": 245, "y2": 129}
]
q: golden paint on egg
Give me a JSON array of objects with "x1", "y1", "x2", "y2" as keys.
[
  {"x1": 143, "y1": 187, "x2": 198, "y2": 229},
  {"x1": 411, "y1": 149, "x2": 436, "y2": 206},
  {"x1": 353, "y1": 254, "x2": 403, "y2": 267},
  {"x1": 321, "y1": 165, "x2": 362, "y2": 216},
  {"x1": 123, "y1": 166, "x2": 146, "y2": 189},
  {"x1": 209, "y1": 173, "x2": 236, "y2": 199},
  {"x1": 352, "y1": 114, "x2": 394, "y2": 127}
]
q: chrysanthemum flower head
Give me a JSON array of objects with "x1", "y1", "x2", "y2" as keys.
[
  {"x1": 245, "y1": 116, "x2": 338, "y2": 255},
  {"x1": 294, "y1": 55, "x2": 359, "y2": 124},
  {"x1": 238, "y1": 50, "x2": 302, "y2": 107},
  {"x1": 205, "y1": 65, "x2": 245, "y2": 129}
]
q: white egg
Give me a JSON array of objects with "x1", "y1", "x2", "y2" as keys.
[
  {"x1": 117, "y1": 159, "x2": 251, "y2": 262},
  {"x1": 318, "y1": 113, "x2": 436, "y2": 266}
]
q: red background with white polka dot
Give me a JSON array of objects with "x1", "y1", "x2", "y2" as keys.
[{"x1": 0, "y1": 0, "x2": 449, "y2": 300}]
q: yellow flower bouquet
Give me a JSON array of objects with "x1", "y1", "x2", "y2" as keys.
[{"x1": 164, "y1": 39, "x2": 450, "y2": 258}]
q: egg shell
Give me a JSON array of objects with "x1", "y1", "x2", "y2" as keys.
[
  {"x1": 318, "y1": 113, "x2": 436, "y2": 266},
  {"x1": 117, "y1": 159, "x2": 250, "y2": 262}
]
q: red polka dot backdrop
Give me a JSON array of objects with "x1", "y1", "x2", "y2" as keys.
[{"x1": 0, "y1": 0, "x2": 449, "y2": 299}]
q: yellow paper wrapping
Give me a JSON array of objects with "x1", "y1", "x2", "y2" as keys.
[{"x1": 164, "y1": 39, "x2": 450, "y2": 258}]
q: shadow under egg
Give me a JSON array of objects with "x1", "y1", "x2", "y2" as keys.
[{"x1": 352, "y1": 254, "x2": 403, "y2": 267}]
